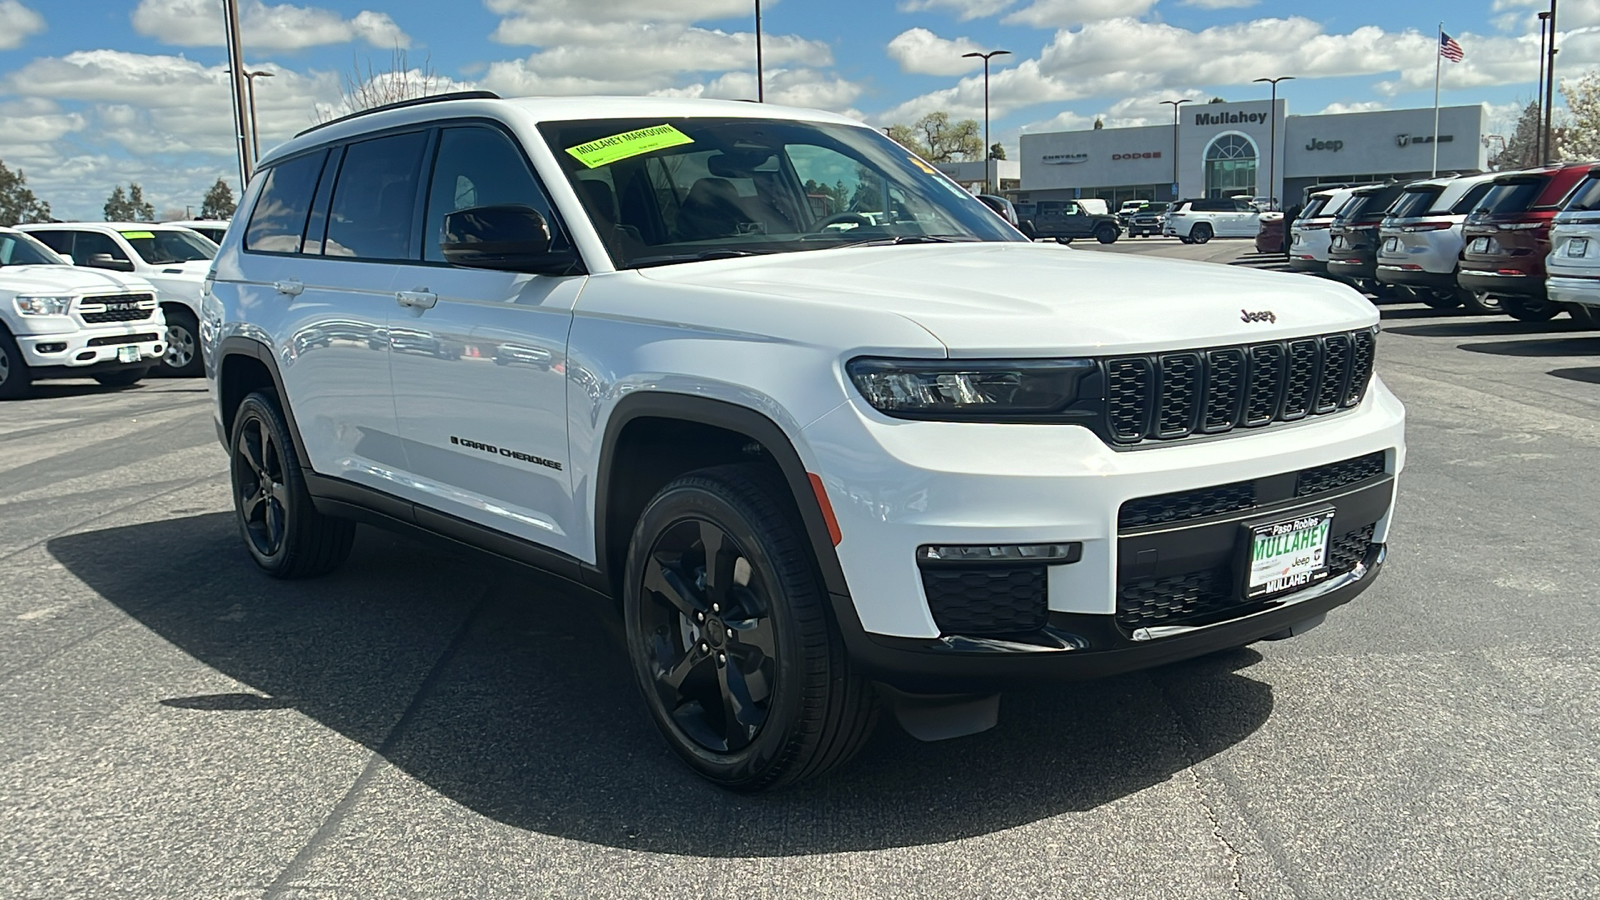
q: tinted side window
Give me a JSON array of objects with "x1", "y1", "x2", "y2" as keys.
[
  {"x1": 1563, "y1": 176, "x2": 1600, "y2": 212},
  {"x1": 245, "y1": 150, "x2": 327, "y2": 253},
  {"x1": 325, "y1": 131, "x2": 428, "y2": 260},
  {"x1": 424, "y1": 126, "x2": 562, "y2": 262},
  {"x1": 1451, "y1": 183, "x2": 1494, "y2": 215},
  {"x1": 74, "y1": 232, "x2": 129, "y2": 262},
  {"x1": 32, "y1": 231, "x2": 72, "y2": 255}
]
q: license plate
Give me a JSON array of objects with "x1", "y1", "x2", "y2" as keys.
[
  {"x1": 1469, "y1": 237, "x2": 1490, "y2": 254},
  {"x1": 1383, "y1": 236, "x2": 1399, "y2": 252},
  {"x1": 1245, "y1": 509, "x2": 1335, "y2": 600},
  {"x1": 1570, "y1": 237, "x2": 1589, "y2": 257},
  {"x1": 117, "y1": 346, "x2": 140, "y2": 363}
]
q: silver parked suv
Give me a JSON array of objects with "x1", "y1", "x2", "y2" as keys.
[{"x1": 1373, "y1": 173, "x2": 1497, "y2": 310}]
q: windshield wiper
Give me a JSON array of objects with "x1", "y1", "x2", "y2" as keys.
[
  {"x1": 628, "y1": 249, "x2": 768, "y2": 269},
  {"x1": 827, "y1": 234, "x2": 971, "y2": 249}
]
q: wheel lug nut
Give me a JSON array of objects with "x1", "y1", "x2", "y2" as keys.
[
  {"x1": 699, "y1": 642, "x2": 708, "y2": 652},
  {"x1": 717, "y1": 652, "x2": 727, "y2": 665},
  {"x1": 694, "y1": 611, "x2": 704, "y2": 622},
  {"x1": 727, "y1": 627, "x2": 736, "y2": 639},
  {"x1": 712, "y1": 603, "x2": 720, "y2": 613}
]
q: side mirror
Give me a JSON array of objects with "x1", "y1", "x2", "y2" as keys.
[
  {"x1": 441, "y1": 205, "x2": 584, "y2": 276},
  {"x1": 85, "y1": 253, "x2": 135, "y2": 272}
]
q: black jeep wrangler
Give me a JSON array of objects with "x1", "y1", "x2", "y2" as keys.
[{"x1": 1016, "y1": 199, "x2": 1121, "y2": 244}]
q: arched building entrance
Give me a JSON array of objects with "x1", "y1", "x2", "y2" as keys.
[{"x1": 1204, "y1": 133, "x2": 1257, "y2": 198}]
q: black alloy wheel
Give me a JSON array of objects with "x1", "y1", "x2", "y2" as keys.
[
  {"x1": 1500, "y1": 295, "x2": 1560, "y2": 322},
  {"x1": 624, "y1": 464, "x2": 877, "y2": 791},
  {"x1": 229, "y1": 391, "x2": 354, "y2": 577},
  {"x1": 1095, "y1": 224, "x2": 1118, "y2": 244},
  {"x1": 1191, "y1": 223, "x2": 1213, "y2": 244},
  {"x1": 160, "y1": 308, "x2": 204, "y2": 377},
  {"x1": 0, "y1": 329, "x2": 29, "y2": 400},
  {"x1": 1419, "y1": 289, "x2": 1463, "y2": 310}
]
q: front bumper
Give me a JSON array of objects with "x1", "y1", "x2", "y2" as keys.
[
  {"x1": 1546, "y1": 275, "x2": 1600, "y2": 309},
  {"x1": 16, "y1": 326, "x2": 165, "y2": 371},
  {"x1": 1457, "y1": 268, "x2": 1545, "y2": 299}
]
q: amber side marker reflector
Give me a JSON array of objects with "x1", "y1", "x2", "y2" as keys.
[{"x1": 807, "y1": 473, "x2": 842, "y2": 546}]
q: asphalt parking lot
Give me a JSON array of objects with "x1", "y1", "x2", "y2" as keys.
[{"x1": 3, "y1": 240, "x2": 1598, "y2": 899}]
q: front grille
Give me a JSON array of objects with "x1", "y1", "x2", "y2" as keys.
[
  {"x1": 921, "y1": 566, "x2": 1048, "y2": 635},
  {"x1": 80, "y1": 293, "x2": 156, "y2": 324},
  {"x1": 1101, "y1": 329, "x2": 1375, "y2": 445},
  {"x1": 1295, "y1": 451, "x2": 1385, "y2": 497},
  {"x1": 1115, "y1": 525, "x2": 1376, "y2": 630},
  {"x1": 87, "y1": 332, "x2": 159, "y2": 347}
]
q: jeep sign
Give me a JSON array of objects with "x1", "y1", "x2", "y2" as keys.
[{"x1": 1305, "y1": 139, "x2": 1344, "y2": 152}]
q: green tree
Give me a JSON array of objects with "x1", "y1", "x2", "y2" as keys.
[
  {"x1": 1492, "y1": 101, "x2": 1546, "y2": 170},
  {"x1": 199, "y1": 178, "x2": 236, "y2": 219},
  {"x1": 1208, "y1": 96, "x2": 1226, "y2": 104},
  {"x1": 886, "y1": 111, "x2": 982, "y2": 163},
  {"x1": 104, "y1": 183, "x2": 155, "y2": 222},
  {"x1": 0, "y1": 159, "x2": 51, "y2": 227},
  {"x1": 989, "y1": 142, "x2": 1006, "y2": 160},
  {"x1": 1093, "y1": 117, "x2": 1104, "y2": 130}
]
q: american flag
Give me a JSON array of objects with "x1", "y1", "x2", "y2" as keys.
[{"x1": 1440, "y1": 31, "x2": 1464, "y2": 63}]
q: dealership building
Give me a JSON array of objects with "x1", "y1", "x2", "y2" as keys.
[{"x1": 1015, "y1": 98, "x2": 1487, "y2": 207}]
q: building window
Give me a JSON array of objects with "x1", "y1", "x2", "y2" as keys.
[{"x1": 1204, "y1": 133, "x2": 1257, "y2": 199}]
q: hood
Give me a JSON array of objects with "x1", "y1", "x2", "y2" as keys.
[
  {"x1": 0, "y1": 265, "x2": 157, "y2": 297},
  {"x1": 637, "y1": 242, "x2": 1377, "y2": 356}
]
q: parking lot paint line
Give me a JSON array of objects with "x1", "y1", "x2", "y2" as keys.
[{"x1": 260, "y1": 590, "x2": 494, "y2": 900}]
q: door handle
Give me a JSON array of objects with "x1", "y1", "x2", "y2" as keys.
[
  {"x1": 273, "y1": 279, "x2": 304, "y2": 297},
  {"x1": 396, "y1": 290, "x2": 438, "y2": 310}
]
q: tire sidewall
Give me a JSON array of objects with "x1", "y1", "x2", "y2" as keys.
[
  {"x1": 161, "y1": 308, "x2": 203, "y2": 377},
  {"x1": 623, "y1": 477, "x2": 815, "y2": 787},
  {"x1": 229, "y1": 393, "x2": 304, "y2": 573},
  {"x1": 0, "y1": 328, "x2": 28, "y2": 399},
  {"x1": 1192, "y1": 224, "x2": 1212, "y2": 244}
]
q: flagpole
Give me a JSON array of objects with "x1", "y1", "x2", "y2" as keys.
[{"x1": 1432, "y1": 22, "x2": 1442, "y2": 177}]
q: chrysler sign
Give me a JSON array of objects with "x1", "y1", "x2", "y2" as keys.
[{"x1": 1043, "y1": 152, "x2": 1089, "y2": 164}]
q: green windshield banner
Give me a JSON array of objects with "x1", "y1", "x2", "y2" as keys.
[
  {"x1": 565, "y1": 124, "x2": 694, "y2": 169},
  {"x1": 120, "y1": 231, "x2": 155, "y2": 240}
]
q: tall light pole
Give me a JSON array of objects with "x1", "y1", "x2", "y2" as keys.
[
  {"x1": 1545, "y1": 0, "x2": 1559, "y2": 165},
  {"x1": 1537, "y1": 11, "x2": 1550, "y2": 164},
  {"x1": 221, "y1": 0, "x2": 251, "y2": 186},
  {"x1": 244, "y1": 70, "x2": 274, "y2": 163},
  {"x1": 754, "y1": 0, "x2": 764, "y2": 102},
  {"x1": 1253, "y1": 76, "x2": 1293, "y2": 209},
  {"x1": 1160, "y1": 99, "x2": 1192, "y2": 200},
  {"x1": 962, "y1": 49, "x2": 1011, "y2": 193}
]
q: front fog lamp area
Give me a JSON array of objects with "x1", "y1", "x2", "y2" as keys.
[
  {"x1": 14, "y1": 296, "x2": 71, "y2": 316},
  {"x1": 917, "y1": 542, "x2": 1082, "y2": 565},
  {"x1": 847, "y1": 357, "x2": 1093, "y2": 419}
]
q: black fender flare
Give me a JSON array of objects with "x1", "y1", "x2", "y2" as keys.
[
  {"x1": 594, "y1": 392, "x2": 850, "y2": 599},
  {"x1": 215, "y1": 335, "x2": 313, "y2": 469}
]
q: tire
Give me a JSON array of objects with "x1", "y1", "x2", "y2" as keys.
[
  {"x1": 1500, "y1": 295, "x2": 1560, "y2": 322},
  {"x1": 1190, "y1": 223, "x2": 1213, "y2": 244},
  {"x1": 624, "y1": 463, "x2": 878, "y2": 792},
  {"x1": 229, "y1": 391, "x2": 355, "y2": 578},
  {"x1": 0, "y1": 328, "x2": 31, "y2": 400},
  {"x1": 1054, "y1": 236, "x2": 1074, "y2": 245},
  {"x1": 1459, "y1": 290, "x2": 1502, "y2": 314},
  {"x1": 1094, "y1": 225, "x2": 1118, "y2": 244},
  {"x1": 1419, "y1": 289, "x2": 1462, "y2": 310},
  {"x1": 93, "y1": 367, "x2": 149, "y2": 387},
  {"x1": 1179, "y1": 236, "x2": 1195, "y2": 245},
  {"x1": 159, "y1": 307, "x2": 204, "y2": 377},
  {"x1": 1565, "y1": 304, "x2": 1600, "y2": 329}
]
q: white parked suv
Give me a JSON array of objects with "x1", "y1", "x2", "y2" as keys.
[
  {"x1": 1162, "y1": 197, "x2": 1262, "y2": 243},
  {"x1": 1288, "y1": 188, "x2": 1360, "y2": 275},
  {"x1": 1544, "y1": 165, "x2": 1600, "y2": 328},
  {"x1": 0, "y1": 226, "x2": 165, "y2": 398},
  {"x1": 21, "y1": 222, "x2": 215, "y2": 377},
  {"x1": 1374, "y1": 173, "x2": 1498, "y2": 309},
  {"x1": 204, "y1": 92, "x2": 1405, "y2": 790}
]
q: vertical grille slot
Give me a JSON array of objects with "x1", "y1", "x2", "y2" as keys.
[
  {"x1": 1344, "y1": 331, "x2": 1375, "y2": 407},
  {"x1": 1316, "y1": 334, "x2": 1352, "y2": 414},
  {"x1": 1155, "y1": 353, "x2": 1202, "y2": 438},
  {"x1": 1203, "y1": 348, "x2": 1245, "y2": 432},
  {"x1": 1281, "y1": 339, "x2": 1320, "y2": 420},
  {"x1": 1106, "y1": 358, "x2": 1154, "y2": 442},
  {"x1": 1244, "y1": 344, "x2": 1285, "y2": 427}
]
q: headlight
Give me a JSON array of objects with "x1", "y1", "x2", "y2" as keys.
[
  {"x1": 14, "y1": 296, "x2": 72, "y2": 316},
  {"x1": 847, "y1": 357, "x2": 1095, "y2": 420}
]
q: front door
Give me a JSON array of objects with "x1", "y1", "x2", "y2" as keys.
[{"x1": 386, "y1": 124, "x2": 586, "y2": 557}]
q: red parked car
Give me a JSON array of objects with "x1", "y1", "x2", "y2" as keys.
[
  {"x1": 1457, "y1": 163, "x2": 1592, "y2": 320},
  {"x1": 1255, "y1": 212, "x2": 1284, "y2": 253}
]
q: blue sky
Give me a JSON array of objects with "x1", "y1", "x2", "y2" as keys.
[{"x1": 0, "y1": 0, "x2": 1590, "y2": 220}]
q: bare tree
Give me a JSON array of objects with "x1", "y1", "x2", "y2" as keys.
[{"x1": 315, "y1": 48, "x2": 450, "y2": 122}]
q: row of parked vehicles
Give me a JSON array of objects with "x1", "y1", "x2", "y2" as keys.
[
  {"x1": 0, "y1": 219, "x2": 230, "y2": 398},
  {"x1": 1286, "y1": 164, "x2": 1600, "y2": 326}
]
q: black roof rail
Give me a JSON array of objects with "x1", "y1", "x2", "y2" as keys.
[{"x1": 295, "y1": 90, "x2": 502, "y2": 139}]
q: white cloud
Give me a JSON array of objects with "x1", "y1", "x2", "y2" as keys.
[
  {"x1": 1002, "y1": 1, "x2": 1160, "y2": 27},
  {"x1": 896, "y1": 0, "x2": 1017, "y2": 20},
  {"x1": 0, "y1": 0, "x2": 45, "y2": 51},
  {"x1": 130, "y1": 0, "x2": 410, "y2": 51},
  {"x1": 1180, "y1": 0, "x2": 1261, "y2": 8},
  {"x1": 1317, "y1": 101, "x2": 1387, "y2": 114},
  {"x1": 886, "y1": 28, "x2": 992, "y2": 76},
  {"x1": 485, "y1": 0, "x2": 756, "y2": 25}
]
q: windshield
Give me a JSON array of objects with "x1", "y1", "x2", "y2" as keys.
[
  {"x1": 120, "y1": 229, "x2": 216, "y2": 265},
  {"x1": 538, "y1": 117, "x2": 1023, "y2": 269},
  {"x1": 1387, "y1": 187, "x2": 1443, "y2": 220},
  {"x1": 0, "y1": 231, "x2": 67, "y2": 267},
  {"x1": 1476, "y1": 179, "x2": 1544, "y2": 216},
  {"x1": 1300, "y1": 195, "x2": 1331, "y2": 218}
]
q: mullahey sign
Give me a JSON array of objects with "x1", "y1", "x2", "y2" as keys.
[{"x1": 1193, "y1": 110, "x2": 1270, "y2": 126}]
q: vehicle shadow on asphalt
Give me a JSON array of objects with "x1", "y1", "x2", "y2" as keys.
[
  {"x1": 49, "y1": 513, "x2": 1276, "y2": 857},
  {"x1": 1382, "y1": 318, "x2": 1593, "y2": 339},
  {"x1": 1456, "y1": 336, "x2": 1600, "y2": 358},
  {"x1": 1547, "y1": 366, "x2": 1600, "y2": 385}
]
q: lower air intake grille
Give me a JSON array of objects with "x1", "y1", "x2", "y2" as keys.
[
  {"x1": 1295, "y1": 451, "x2": 1386, "y2": 497},
  {"x1": 921, "y1": 566, "x2": 1048, "y2": 636},
  {"x1": 87, "y1": 332, "x2": 159, "y2": 347}
]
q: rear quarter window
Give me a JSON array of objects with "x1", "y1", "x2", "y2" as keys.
[{"x1": 245, "y1": 150, "x2": 328, "y2": 253}]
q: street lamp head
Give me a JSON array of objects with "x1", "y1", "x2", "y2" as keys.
[{"x1": 962, "y1": 49, "x2": 1012, "y2": 60}]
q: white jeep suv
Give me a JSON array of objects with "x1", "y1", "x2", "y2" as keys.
[
  {"x1": 0, "y1": 226, "x2": 165, "y2": 398},
  {"x1": 1162, "y1": 197, "x2": 1262, "y2": 243},
  {"x1": 204, "y1": 93, "x2": 1405, "y2": 791},
  {"x1": 21, "y1": 222, "x2": 215, "y2": 377}
]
